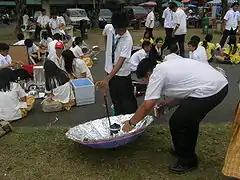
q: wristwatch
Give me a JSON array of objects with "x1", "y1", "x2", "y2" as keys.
[{"x1": 128, "y1": 120, "x2": 136, "y2": 128}]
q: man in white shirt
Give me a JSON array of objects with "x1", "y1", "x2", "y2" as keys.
[
  {"x1": 35, "y1": 9, "x2": 50, "y2": 40},
  {"x1": 96, "y1": 12, "x2": 138, "y2": 115},
  {"x1": 130, "y1": 40, "x2": 151, "y2": 72},
  {"x1": 220, "y1": 2, "x2": 240, "y2": 48},
  {"x1": 162, "y1": 6, "x2": 175, "y2": 50},
  {"x1": 188, "y1": 35, "x2": 208, "y2": 64},
  {"x1": 49, "y1": 13, "x2": 65, "y2": 36},
  {"x1": 122, "y1": 44, "x2": 228, "y2": 174},
  {"x1": 170, "y1": 2, "x2": 187, "y2": 57},
  {"x1": 145, "y1": 7, "x2": 155, "y2": 39}
]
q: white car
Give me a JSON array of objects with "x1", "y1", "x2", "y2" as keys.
[{"x1": 66, "y1": 8, "x2": 91, "y2": 29}]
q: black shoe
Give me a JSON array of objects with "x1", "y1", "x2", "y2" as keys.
[
  {"x1": 169, "y1": 148, "x2": 178, "y2": 157},
  {"x1": 169, "y1": 163, "x2": 198, "y2": 174}
]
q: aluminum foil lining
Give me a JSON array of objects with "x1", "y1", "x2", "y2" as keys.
[{"x1": 66, "y1": 114, "x2": 154, "y2": 143}]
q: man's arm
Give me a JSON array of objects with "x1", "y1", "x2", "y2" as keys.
[{"x1": 105, "y1": 56, "x2": 125, "y2": 81}]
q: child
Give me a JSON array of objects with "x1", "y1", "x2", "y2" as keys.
[
  {"x1": 43, "y1": 60, "x2": 75, "y2": 112},
  {"x1": 130, "y1": 40, "x2": 152, "y2": 72},
  {"x1": 149, "y1": 37, "x2": 164, "y2": 63},
  {"x1": 215, "y1": 35, "x2": 240, "y2": 64},
  {"x1": 47, "y1": 33, "x2": 62, "y2": 58},
  {"x1": 39, "y1": 31, "x2": 53, "y2": 48},
  {"x1": 61, "y1": 50, "x2": 93, "y2": 81},
  {"x1": 140, "y1": 31, "x2": 154, "y2": 44},
  {"x1": 0, "y1": 68, "x2": 35, "y2": 121},
  {"x1": 49, "y1": 41, "x2": 65, "y2": 70},
  {"x1": 199, "y1": 34, "x2": 216, "y2": 62},
  {"x1": 0, "y1": 43, "x2": 15, "y2": 70},
  {"x1": 24, "y1": 39, "x2": 41, "y2": 62},
  {"x1": 13, "y1": 33, "x2": 25, "y2": 46},
  {"x1": 70, "y1": 36, "x2": 84, "y2": 58},
  {"x1": 188, "y1": 36, "x2": 208, "y2": 64}
]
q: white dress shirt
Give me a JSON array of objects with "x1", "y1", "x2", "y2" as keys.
[
  {"x1": 49, "y1": 17, "x2": 65, "y2": 35},
  {"x1": 224, "y1": 9, "x2": 240, "y2": 31},
  {"x1": 0, "y1": 54, "x2": 12, "y2": 67},
  {"x1": 70, "y1": 45, "x2": 84, "y2": 58},
  {"x1": 37, "y1": 15, "x2": 50, "y2": 28},
  {"x1": 105, "y1": 30, "x2": 133, "y2": 76},
  {"x1": 130, "y1": 48, "x2": 148, "y2": 71},
  {"x1": 145, "y1": 11, "x2": 155, "y2": 28},
  {"x1": 0, "y1": 82, "x2": 27, "y2": 121},
  {"x1": 40, "y1": 37, "x2": 53, "y2": 47},
  {"x1": 22, "y1": 14, "x2": 29, "y2": 26},
  {"x1": 49, "y1": 55, "x2": 65, "y2": 70},
  {"x1": 162, "y1": 7, "x2": 174, "y2": 29},
  {"x1": 72, "y1": 58, "x2": 93, "y2": 82},
  {"x1": 174, "y1": 8, "x2": 187, "y2": 35},
  {"x1": 189, "y1": 46, "x2": 208, "y2": 64},
  {"x1": 27, "y1": 43, "x2": 39, "y2": 54},
  {"x1": 145, "y1": 57, "x2": 228, "y2": 100},
  {"x1": 47, "y1": 40, "x2": 62, "y2": 58}
]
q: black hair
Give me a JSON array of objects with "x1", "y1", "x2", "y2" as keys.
[
  {"x1": 142, "y1": 40, "x2": 151, "y2": 49},
  {"x1": 72, "y1": 37, "x2": 83, "y2": 48},
  {"x1": 0, "y1": 43, "x2": 10, "y2": 51},
  {"x1": 143, "y1": 31, "x2": 150, "y2": 38},
  {"x1": 61, "y1": 50, "x2": 76, "y2": 74},
  {"x1": 42, "y1": 31, "x2": 48, "y2": 40},
  {"x1": 155, "y1": 37, "x2": 163, "y2": 43},
  {"x1": 188, "y1": 40, "x2": 198, "y2": 48},
  {"x1": 202, "y1": 34, "x2": 213, "y2": 49},
  {"x1": 231, "y1": 2, "x2": 239, "y2": 7},
  {"x1": 111, "y1": 11, "x2": 129, "y2": 29},
  {"x1": 17, "y1": 33, "x2": 24, "y2": 41},
  {"x1": 169, "y1": 2, "x2": 178, "y2": 10},
  {"x1": 44, "y1": 60, "x2": 69, "y2": 91},
  {"x1": 41, "y1": 9, "x2": 46, "y2": 13},
  {"x1": 136, "y1": 58, "x2": 157, "y2": 79},
  {"x1": 190, "y1": 35, "x2": 201, "y2": 44},
  {"x1": 228, "y1": 35, "x2": 237, "y2": 55},
  {"x1": 169, "y1": 43, "x2": 178, "y2": 54},
  {"x1": 53, "y1": 33, "x2": 61, "y2": 41},
  {"x1": 0, "y1": 68, "x2": 18, "y2": 92},
  {"x1": 24, "y1": 39, "x2": 33, "y2": 48}
]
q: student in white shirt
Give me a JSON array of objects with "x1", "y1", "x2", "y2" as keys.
[
  {"x1": 13, "y1": 33, "x2": 25, "y2": 46},
  {"x1": 47, "y1": 33, "x2": 61, "y2": 58},
  {"x1": 43, "y1": 60, "x2": 75, "y2": 112},
  {"x1": 70, "y1": 37, "x2": 84, "y2": 58},
  {"x1": 39, "y1": 31, "x2": 53, "y2": 48},
  {"x1": 35, "y1": 9, "x2": 50, "y2": 40},
  {"x1": 122, "y1": 43, "x2": 228, "y2": 174},
  {"x1": 49, "y1": 41, "x2": 65, "y2": 70},
  {"x1": 170, "y1": 2, "x2": 187, "y2": 57},
  {"x1": 188, "y1": 36, "x2": 208, "y2": 64},
  {"x1": 0, "y1": 68, "x2": 35, "y2": 121},
  {"x1": 0, "y1": 43, "x2": 14, "y2": 70},
  {"x1": 49, "y1": 13, "x2": 65, "y2": 36},
  {"x1": 220, "y1": 2, "x2": 240, "y2": 48},
  {"x1": 24, "y1": 39, "x2": 41, "y2": 62},
  {"x1": 22, "y1": 9, "x2": 29, "y2": 30},
  {"x1": 145, "y1": 7, "x2": 155, "y2": 39},
  {"x1": 130, "y1": 40, "x2": 152, "y2": 72},
  {"x1": 62, "y1": 50, "x2": 93, "y2": 81},
  {"x1": 162, "y1": 6, "x2": 175, "y2": 50},
  {"x1": 96, "y1": 12, "x2": 138, "y2": 115}
]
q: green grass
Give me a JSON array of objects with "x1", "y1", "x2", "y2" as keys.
[{"x1": 0, "y1": 124, "x2": 231, "y2": 180}]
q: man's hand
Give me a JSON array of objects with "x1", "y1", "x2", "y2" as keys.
[
  {"x1": 95, "y1": 77, "x2": 110, "y2": 96},
  {"x1": 122, "y1": 120, "x2": 134, "y2": 132}
]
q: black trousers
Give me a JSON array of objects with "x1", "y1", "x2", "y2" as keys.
[
  {"x1": 109, "y1": 75, "x2": 138, "y2": 115},
  {"x1": 169, "y1": 85, "x2": 228, "y2": 166},
  {"x1": 145, "y1": 27, "x2": 154, "y2": 39},
  {"x1": 162, "y1": 28, "x2": 174, "y2": 50},
  {"x1": 220, "y1": 28, "x2": 237, "y2": 48},
  {"x1": 174, "y1": 34, "x2": 185, "y2": 57}
]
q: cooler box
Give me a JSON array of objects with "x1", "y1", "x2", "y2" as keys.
[{"x1": 71, "y1": 78, "x2": 95, "y2": 106}]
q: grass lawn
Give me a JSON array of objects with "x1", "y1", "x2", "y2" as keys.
[{"x1": 0, "y1": 124, "x2": 231, "y2": 180}]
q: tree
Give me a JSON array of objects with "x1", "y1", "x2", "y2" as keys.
[
  {"x1": 221, "y1": 0, "x2": 228, "y2": 19},
  {"x1": 15, "y1": 0, "x2": 26, "y2": 33}
]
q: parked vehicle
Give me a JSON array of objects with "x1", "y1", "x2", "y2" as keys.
[
  {"x1": 66, "y1": 8, "x2": 91, "y2": 29},
  {"x1": 98, "y1": 9, "x2": 112, "y2": 29},
  {"x1": 123, "y1": 6, "x2": 147, "y2": 27}
]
